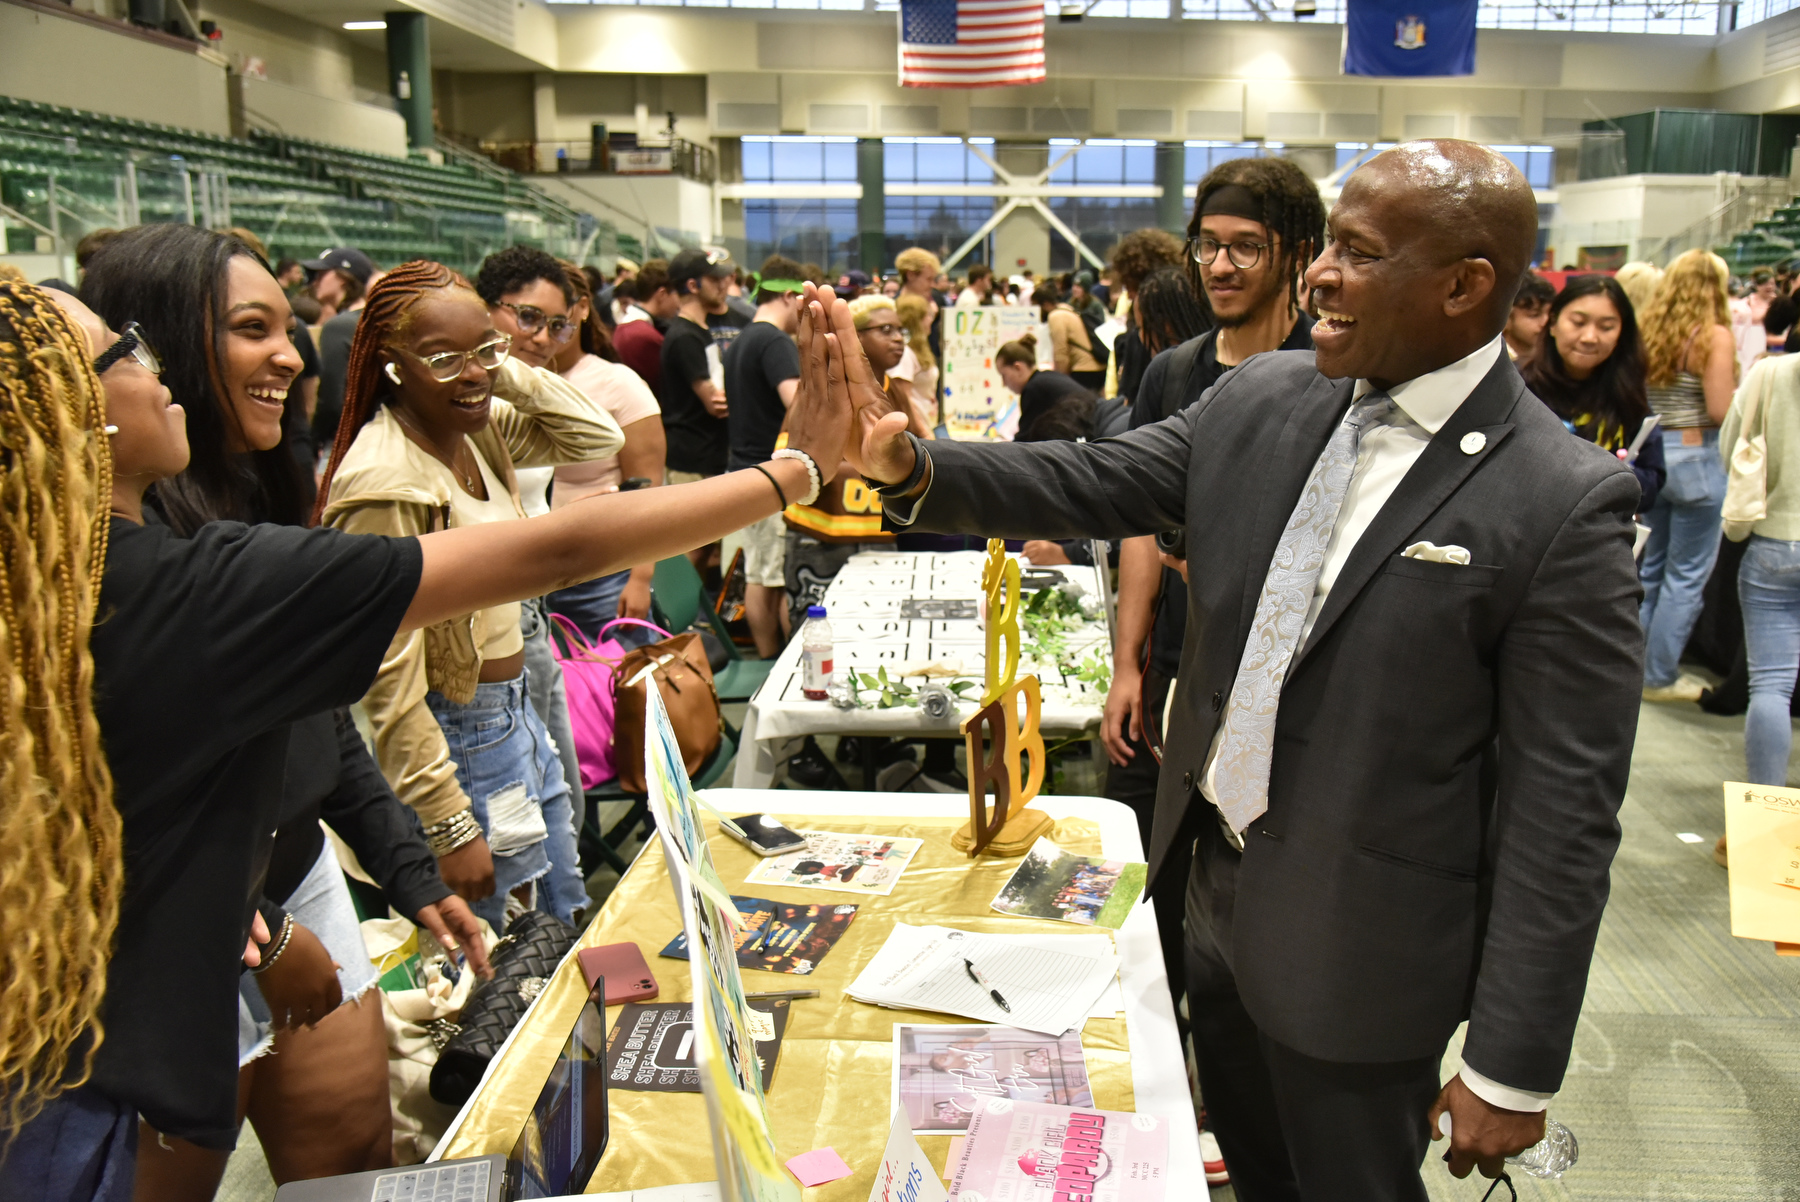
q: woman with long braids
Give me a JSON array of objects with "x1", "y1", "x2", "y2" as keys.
[
  {"x1": 317, "y1": 260, "x2": 624, "y2": 932},
  {"x1": 0, "y1": 281, "x2": 126, "y2": 1197},
  {"x1": 0, "y1": 277, "x2": 856, "y2": 1198},
  {"x1": 78, "y1": 226, "x2": 492, "y2": 1198}
]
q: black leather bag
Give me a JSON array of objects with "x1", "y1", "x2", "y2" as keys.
[{"x1": 428, "y1": 909, "x2": 579, "y2": 1106}]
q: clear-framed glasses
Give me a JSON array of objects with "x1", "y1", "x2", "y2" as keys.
[
  {"x1": 92, "y1": 321, "x2": 162, "y2": 377},
  {"x1": 499, "y1": 302, "x2": 578, "y2": 344},
  {"x1": 864, "y1": 322, "x2": 903, "y2": 338},
  {"x1": 405, "y1": 335, "x2": 512, "y2": 382},
  {"x1": 1188, "y1": 237, "x2": 1269, "y2": 270}
]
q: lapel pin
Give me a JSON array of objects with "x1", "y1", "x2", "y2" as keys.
[{"x1": 1460, "y1": 431, "x2": 1487, "y2": 455}]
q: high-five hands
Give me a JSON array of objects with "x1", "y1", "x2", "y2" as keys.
[{"x1": 787, "y1": 283, "x2": 916, "y2": 486}]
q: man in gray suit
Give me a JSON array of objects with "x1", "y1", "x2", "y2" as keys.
[{"x1": 842, "y1": 142, "x2": 1643, "y2": 1198}]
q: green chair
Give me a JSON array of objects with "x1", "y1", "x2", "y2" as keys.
[{"x1": 651, "y1": 555, "x2": 777, "y2": 703}]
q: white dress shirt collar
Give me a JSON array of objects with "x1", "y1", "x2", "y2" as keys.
[{"x1": 1353, "y1": 334, "x2": 1506, "y2": 436}]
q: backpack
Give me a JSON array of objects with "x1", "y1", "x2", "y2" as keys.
[
  {"x1": 1077, "y1": 305, "x2": 1112, "y2": 371},
  {"x1": 1160, "y1": 330, "x2": 1222, "y2": 421}
]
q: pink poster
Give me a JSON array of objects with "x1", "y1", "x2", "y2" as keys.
[{"x1": 948, "y1": 1099, "x2": 1168, "y2": 1201}]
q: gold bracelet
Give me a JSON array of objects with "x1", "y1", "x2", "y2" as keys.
[{"x1": 424, "y1": 809, "x2": 483, "y2": 857}]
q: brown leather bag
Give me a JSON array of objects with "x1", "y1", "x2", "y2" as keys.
[{"x1": 610, "y1": 632, "x2": 723, "y2": 792}]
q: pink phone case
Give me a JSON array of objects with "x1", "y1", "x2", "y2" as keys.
[{"x1": 578, "y1": 943, "x2": 659, "y2": 1004}]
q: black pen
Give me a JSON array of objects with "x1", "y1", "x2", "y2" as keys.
[{"x1": 964, "y1": 957, "x2": 1011, "y2": 1014}]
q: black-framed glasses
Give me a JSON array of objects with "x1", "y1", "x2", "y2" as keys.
[
  {"x1": 92, "y1": 321, "x2": 162, "y2": 377},
  {"x1": 1188, "y1": 237, "x2": 1270, "y2": 270},
  {"x1": 404, "y1": 335, "x2": 512, "y2": 382},
  {"x1": 499, "y1": 302, "x2": 578, "y2": 344}
]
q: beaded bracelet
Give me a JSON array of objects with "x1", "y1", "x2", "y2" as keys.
[
  {"x1": 771, "y1": 447, "x2": 822, "y2": 506},
  {"x1": 424, "y1": 809, "x2": 483, "y2": 857},
  {"x1": 251, "y1": 914, "x2": 295, "y2": 975}
]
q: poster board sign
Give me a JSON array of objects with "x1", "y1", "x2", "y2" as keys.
[
  {"x1": 1723, "y1": 781, "x2": 1800, "y2": 945},
  {"x1": 643, "y1": 685, "x2": 800, "y2": 1202},
  {"x1": 939, "y1": 306, "x2": 1047, "y2": 441},
  {"x1": 614, "y1": 148, "x2": 675, "y2": 174}
]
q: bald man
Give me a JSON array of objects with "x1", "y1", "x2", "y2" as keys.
[{"x1": 846, "y1": 142, "x2": 1642, "y2": 1199}]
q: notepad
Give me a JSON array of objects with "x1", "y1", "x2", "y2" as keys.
[{"x1": 845, "y1": 924, "x2": 1118, "y2": 1037}]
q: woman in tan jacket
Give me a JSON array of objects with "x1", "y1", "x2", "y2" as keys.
[{"x1": 317, "y1": 260, "x2": 623, "y2": 930}]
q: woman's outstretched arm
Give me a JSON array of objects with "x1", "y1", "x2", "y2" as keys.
[{"x1": 400, "y1": 284, "x2": 855, "y2": 634}]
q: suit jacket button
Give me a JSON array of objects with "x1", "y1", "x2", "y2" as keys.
[
  {"x1": 1210, "y1": 691, "x2": 1223, "y2": 713},
  {"x1": 1182, "y1": 770, "x2": 1195, "y2": 791}
]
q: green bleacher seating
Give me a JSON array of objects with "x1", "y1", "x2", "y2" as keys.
[{"x1": 0, "y1": 94, "x2": 613, "y2": 274}]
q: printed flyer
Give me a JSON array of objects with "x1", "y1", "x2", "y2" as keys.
[
  {"x1": 990, "y1": 839, "x2": 1147, "y2": 929},
  {"x1": 891, "y1": 1024, "x2": 1092, "y2": 1136},
  {"x1": 948, "y1": 1099, "x2": 1168, "y2": 1201},
  {"x1": 661, "y1": 895, "x2": 860, "y2": 975},
  {"x1": 742, "y1": 831, "x2": 924, "y2": 897}
]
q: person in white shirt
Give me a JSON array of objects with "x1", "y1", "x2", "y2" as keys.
[{"x1": 846, "y1": 141, "x2": 1644, "y2": 1199}]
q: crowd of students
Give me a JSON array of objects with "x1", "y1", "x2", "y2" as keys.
[{"x1": 6, "y1": 144, "x2": 1797, "y2": 1201}]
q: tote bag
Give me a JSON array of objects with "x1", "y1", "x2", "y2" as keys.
[
  {"x1": 548, "y1": 614, "x2": 671, "y2": 790},
  {"x1": 1722, "y1": 360, "x2": 1777, "y2": 541}
]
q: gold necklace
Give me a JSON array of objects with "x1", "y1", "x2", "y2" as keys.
[{"x1": 392, "y1": 406, "x2": 481, "y2": 496}]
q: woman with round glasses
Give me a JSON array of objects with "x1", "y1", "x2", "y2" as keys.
[{"x1": 316, "y1": 260, "x2": 624, "y2": 932}]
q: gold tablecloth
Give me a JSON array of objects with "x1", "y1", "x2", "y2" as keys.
[{"x1": 438, "y1": 814, "x2": 1135, "y2": 1196}]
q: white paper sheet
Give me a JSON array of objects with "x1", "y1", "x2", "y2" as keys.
[{"x1": 846, "y1": 924, "x2": 1118, "y2": 1037}]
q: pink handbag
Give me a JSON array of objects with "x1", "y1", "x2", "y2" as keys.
[{"x1": 548, "y1": 614, "x2": 671, "y2": 790}]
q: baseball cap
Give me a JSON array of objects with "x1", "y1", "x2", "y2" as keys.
[
  {"x1": 300, "y1": 247, "x2": 375, "y2": 285},
  {"x1": 1073, "y1": 269, "x2": 1097, "y2": 288},
  {"x1": 667, "y1": 247, "x2": 733, "y2": 292}
]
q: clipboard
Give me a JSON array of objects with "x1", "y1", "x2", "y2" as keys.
[{"x1": 1722, "y1": 781, "x2": 1800, "y2": 945}]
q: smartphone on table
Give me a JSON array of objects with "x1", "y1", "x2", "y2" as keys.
[
  {"x1": 724, "y1": 814, "x2": 808, "y2": 857},
  {"x1": 578, "y1": 943, "x2": 659, "y2": 1004}
]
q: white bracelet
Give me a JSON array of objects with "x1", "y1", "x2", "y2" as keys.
[{"x1": 771, "y1": 448, "x2": 822, "y2": 506}]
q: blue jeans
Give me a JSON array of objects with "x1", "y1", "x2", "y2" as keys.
[
  {"x1": 427, "y1": 671, "x2": 586, "y2": 931},
  {"x1": 0, "y1": 1084, "x2": 136, "y2": 1202},
  {"x1": 547, "y1": 571, "x2": 630, "y2": 644},
  {"x1": 1739, "y1": 536, "x2": 1800, "y2": 785},
  {"x1": 1640, "y1": 428, "x2": 1727, "y2": 686},
  {"x1": 521, "y1": 598, "x2": 582, "y2": 806}
]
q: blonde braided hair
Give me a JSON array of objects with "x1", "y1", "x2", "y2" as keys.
[{"x1": 0, "y1": 281, "x2": 120, "y2": 1137}]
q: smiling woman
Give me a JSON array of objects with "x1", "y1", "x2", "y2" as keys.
[
  {"x1": 315, "y1": 260, "x2": 625, "y2": 935},
  {"x1": 80, "y1": 225, "x2": 312, "y2": 529}
]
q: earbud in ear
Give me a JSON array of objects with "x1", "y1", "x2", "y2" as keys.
[{"x1": 384, "y1": 362, "x2": 402, "y2": 385}]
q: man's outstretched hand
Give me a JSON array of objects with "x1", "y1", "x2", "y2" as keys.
[
  {"x1": 1427, "y1": 1073, "x2": 1546, "y2": 1181},
  {"x1": 804, "y1": 285, "x2": 916, "y2": 484}
]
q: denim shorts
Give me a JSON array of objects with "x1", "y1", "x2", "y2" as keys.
[
  {"x1": 427, "y1": 670, "x2": 587, "y2": 931},
  {"x1": 237, "y1": 838, "x2": 380, "y2": 1064}
]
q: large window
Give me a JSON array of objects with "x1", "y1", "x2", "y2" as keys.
[
  {"x1": 740, "y1": 135, "x2": 858, "y2": 183},
  {"x1": 551, "y1": 0, "x2": 1723, "y2": 33}
]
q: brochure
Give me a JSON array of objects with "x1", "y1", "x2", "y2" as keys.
[
  {"x1": 990, "y1": 838, "x2": 1147, "y2": 929},
  {"x1": 891, "y1": 1024, "x2": 1093, "y2": 1136},
  {"x1": 604, "y1": 999, "x2": 790, "y2": 1094},
  {"x1": 948, "y1": 1099, "x2": 1169, "y2": 1201},
  {"x1": 743, "y1": 831, "x2": 924, "y2": 897},
  {"x1": 660, "y1": 894, "x2": 860, "y2": 976}
]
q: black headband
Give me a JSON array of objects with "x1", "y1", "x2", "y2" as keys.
[{"x1": 1199, "y1": 184, "x2": 1265, "y2": 223}]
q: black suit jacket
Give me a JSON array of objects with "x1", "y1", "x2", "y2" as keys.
[{"x1": 899, "y1": 349, "x2": 1643, "y2": 1093}]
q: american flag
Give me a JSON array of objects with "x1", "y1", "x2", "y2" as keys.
[{"x1": 898, "y1": 0, "x2": 1047, "y2": 89}]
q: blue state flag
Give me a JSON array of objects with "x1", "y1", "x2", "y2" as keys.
[{"x1": 1343, "y1": 0, "x2": 1476, "y2": 77}]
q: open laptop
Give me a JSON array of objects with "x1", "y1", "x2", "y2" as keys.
[{"x1": 275, "y1": 981, "x2": 610, "y2": 1202}]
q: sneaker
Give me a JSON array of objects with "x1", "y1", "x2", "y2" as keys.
[
  {"x1": 1643, "y1": 674, "x2": 1706, "y2": 703},
  {"x1": 784, "y1": 736, "x2": 847, "y2": 790},
  {"x1": 1200, "y1": 1130, "x2": 1229, "y2": 1186}
]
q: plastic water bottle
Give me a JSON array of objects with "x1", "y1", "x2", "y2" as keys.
[
  {"x1": 1507, "y1": 1118, "x2": 1579, "y2": 1179},
  {"x1": 801, "y1": 605, "x2": 834, "y2": 700}
]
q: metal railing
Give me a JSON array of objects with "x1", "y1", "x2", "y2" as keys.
[
  {"x1": 475, "y1": 137, "x2": 718, "y2": 185},
  {"x1": 1642, "y1": 173, "x2": 1798, "y2": 265}
]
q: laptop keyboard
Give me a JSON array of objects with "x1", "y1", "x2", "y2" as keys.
[{"x1": 369, "y1": 1161, "x2": 491, "y2": 1201}]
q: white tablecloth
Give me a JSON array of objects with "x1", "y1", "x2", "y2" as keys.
[{"x1": 732, "y1": 552, "x2": 1111, "y2": 788}]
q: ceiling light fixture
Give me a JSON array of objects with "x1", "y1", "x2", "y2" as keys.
[{"x1": 342, "y1": 20, "x2": 386, "y2": 29}]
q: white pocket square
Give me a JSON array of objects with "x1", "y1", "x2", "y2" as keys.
[{"x1": 1402, "y1": 541, "x2": 1471, "y2": 565}]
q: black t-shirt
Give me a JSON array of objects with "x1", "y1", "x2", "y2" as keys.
[
  {"x1": 1130, "y1": 315, "x2": 1314, "y2": 678},
  {"x1": 724, "y1": 320, "x2": 800, "y2": 471},
  {"x1": 1017, "y1": 369, "x2": 1095, "y2": 437},
  {"x1": 660, "y1": 314, "x2": 728, "y2": 475},
  {"x1": 312, "y1": 309, "x2": 361, "y2": 447},
  {"x1": 88, "y1": 519, "x2": 421, "y2": 1148},
  {"x1": 709, "y1": 305, "x2": 751, "y2": 358}
]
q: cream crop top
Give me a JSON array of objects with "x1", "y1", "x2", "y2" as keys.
[{"x1": 447, "y1": 442, "x2": 525, "y2": 661}]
